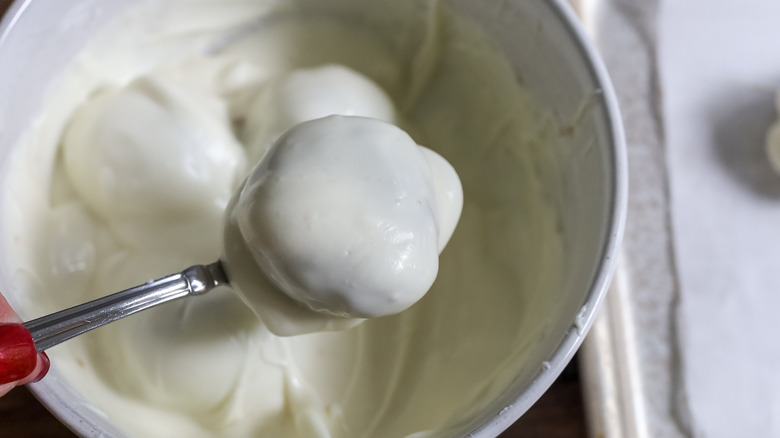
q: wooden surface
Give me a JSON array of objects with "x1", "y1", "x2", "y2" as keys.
[{"x1": 0, "y1": 1, "x2": 587, "y2": 437}]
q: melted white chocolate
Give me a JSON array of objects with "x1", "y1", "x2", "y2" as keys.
[{"x1": 4, "y1": 1, "x2": 565, "y2": 437}]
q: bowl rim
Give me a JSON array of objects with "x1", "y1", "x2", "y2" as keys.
[
  {"x1": 1, "y1": 3, "x2": 119, "y2": 437},
  {"x1": 0, "y1": 0, "x2": 30, "y2": 47},
  {"x1": 468, "y1": 0, "x2": 628, "y2": 436},
  {"x1": 0, "y1": 0, "x2": 628, "y2": 436}
]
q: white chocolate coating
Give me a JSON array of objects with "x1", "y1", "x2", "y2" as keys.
[
  {"x1": 242, "y1": 65, "x2": 397, "y2": 162},
  {"x1": 224, "y1": 116, "x2": 462, "y2": 334}
]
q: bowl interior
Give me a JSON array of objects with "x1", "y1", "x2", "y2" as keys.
[{"x1": 0, "y1": 0, "x2": 623, "y2": 436}]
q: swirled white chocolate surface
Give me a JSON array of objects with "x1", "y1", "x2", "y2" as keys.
[{"x1": 3, "y1": 1, "x2": 566, "y2": 437}]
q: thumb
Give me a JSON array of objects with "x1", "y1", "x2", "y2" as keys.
[
  {"x1": 0, "y1": 324, "x2": 50, "y2": 396},
  {"x1": 0, "y1": 293, "x2": 51, "y2": 395}
]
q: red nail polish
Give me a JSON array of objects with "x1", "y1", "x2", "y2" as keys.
[
  {"x1": 30, "y1": 352, "x2": 50, "y2": 383},
  {"x1": 0, "y1": 323, "x2": 37, "y2": 385}
]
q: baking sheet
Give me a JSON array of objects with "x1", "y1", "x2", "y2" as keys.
[{"x1": 577, "y1": 0, "x2": 780, "y2": 436}]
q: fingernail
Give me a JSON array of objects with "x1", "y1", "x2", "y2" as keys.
[
  {"x1": 0, "y1": 323, "x2": 37, "y2": 385},
  {"x1": 30, "y1": 352, "x2": 50, "y2": 383}
]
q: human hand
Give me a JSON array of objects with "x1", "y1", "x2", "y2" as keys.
[{"x1": 0, "y1": 293, "x2": 49, "y2": 397}]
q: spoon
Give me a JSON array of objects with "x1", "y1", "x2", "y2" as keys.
[
  {"x1": 21, "y1": 115, "x2": 462, "y2": 351},
  {"x1": 23, "y1": 262, "x2": 229, "y2": 352}
]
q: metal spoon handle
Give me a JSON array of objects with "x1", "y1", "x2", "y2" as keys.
[{"x1": 23, "y1": 262, "x2": 228, "y2": 352}]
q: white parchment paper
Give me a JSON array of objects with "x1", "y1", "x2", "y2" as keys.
[{"x1": 660, "y1": 1, "x2": 780, "y2": 436}]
